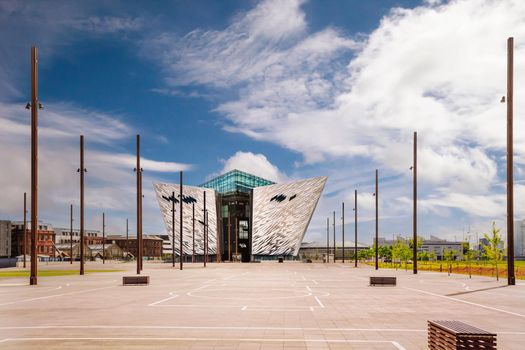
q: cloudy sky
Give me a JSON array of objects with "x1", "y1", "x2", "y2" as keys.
[{"x1": 0, "y1": 0, "x2": 523, "y2": 245}]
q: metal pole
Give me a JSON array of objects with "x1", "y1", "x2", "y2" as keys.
[
  {"x1": 29, "y1": 46, "x2": 38, "y2": 285},
  {"x1": 342, "y1": 202, "x2": 345, "y2": 263},
  {"x1": 507, "y1": 37, "x2": 516, "y2": 285},
  {"x1": 126, "y1": 218, "x2": 128, "y2": 258},
  {"x1": 235, "y1": 217, "x2": 238, "y2": 261},
  {"x1": 79, "y1": 135, "x2": 85, "y2": 276},
  {"x1": 179, "y1": 171, "x2": 183, "y2": 271},
  {"x1": 375, "y1": 169, "x2": 379, "y2": 270},
  {"x1": 354, "y1": 189, "x2": 357, "y2": 268},
  {"x1": 172, "y1": 191, "x2": 175, "y2": 267},
  {"x1": 228, "y1": 215, "x2": 231, "y2": 261},
  {"x1": 136, "y1": 135, "x2": 142, "y2": 274},
  {"x1": 102, "y1": 212, "x2": 105, "y2": 264},
  {"x1": 333, "y1": 211, "x2": 336, "y2": 263},
  {"x1": 205, "y1": 210, "x2": 209, "y2": 265},
  {"x1": 413, "y1": 132, "x2": 418, "y2": 274},
  {"x1": 70, "y1": 204, "x2": 73, "y2": 264},
  {"x1": 326, "y1": 217, "x2": 329, "y2": 263},
  {"x1": 23, "y1": 193, "x2": 27, "y2": 268},
  {"x1": 192, "y1": 203, "x2": 195, "y2": 263},
  {"x1": 203, "y1": 190, "x2": 207, "y2": 267}
]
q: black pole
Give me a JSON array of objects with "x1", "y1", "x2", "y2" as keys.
[
  {"x1": 23, "y1": 193, "x2": 27, "y2": 268},
  {"x1": 136, "y1": 135, "x2": 142, "y2": 274},
  {"x1": 333, "y1": 211, "x2": 336, "y2": 263},
  {"x1": 126, "y1": 218, "x2": 128, "y2": 258},
  {"x1": 354, "y1": 189, "x2": 357, "y2": 268},
  {"x1": 205, "y1": 210, "x2": 209, "y2": 265},
  {"x1": 203, "y1": 190, "x2": 207, "y2": 267},
  {"x1": 179, "y1": 171, "x2": 183, "y2": 271},
  {"x1": 342, "y1": 202, "x2": 345, "y2": 263},
  {"x1": 192, "y1": 203, "x2": 195, "y2": 263},
  {"x1": 375, "y1": 169, "x2": 379, "y2": 270},
  {"x1": 172, "y1": 191, "x2": 175, "y2": 267},
  {"x1": 70, "y1": 204, "x2": 73, "y2": 264},
  {"x1": 79, "y1": 135, "x2": 85, "y2": 276},
  {"x1": 326, "y1": 218, "x2": 329, "y2": 263},
  {"x1": 102, "y1": 212, "x2": 105, "y2": 264},
  {"x1": 413, "y1": 132, "x2": 418, "y2": 274},
  {"x1": 29, "y1": 46, "x2": 38, "y2": 285},
  {"x1": 507, "y1": 37, "x2": 516, "y2": 285}
]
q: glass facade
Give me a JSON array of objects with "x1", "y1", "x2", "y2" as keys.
[{"x1": 200, "y1": 169, "x2": 274, "y2": 195}]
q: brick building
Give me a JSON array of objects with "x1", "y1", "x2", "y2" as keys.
[
  {"x1": 107, "y1": 235, "x2": 163, "y2": 258},
  {"x1": 10, "y1": 221, "x2": 56, "y2": 258}
]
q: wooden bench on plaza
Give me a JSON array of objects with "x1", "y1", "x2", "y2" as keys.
[
  {"x1": 428, "y1": 320, "x2": 497, "y2": 349},
  {"x1": 122, "y1": 276, "x2": 150, "y2": 286},
  {"x1": 369, "y1": 276, "x2": 396, "y2": 286}
]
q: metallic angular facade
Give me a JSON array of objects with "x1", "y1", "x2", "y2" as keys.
[
  {"x1": 154, "y1": 173, "x2": 326, "y2": 258},
  {"x1": 251, "y1": 177, "x2": 327, "y2": 256},
  {"x1": 154, "y1": 183, "x2": 217, "y2": 255}
]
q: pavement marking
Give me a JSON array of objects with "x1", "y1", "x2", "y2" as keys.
[
  {"x1": 148, "y1": 292, "x2": 179, "y2": 307},
  {"x1": 0, "y1": 285, "x2": 115, "y2": 307},
  {"x1": 0, "y1": 325, "x2": 429, "y2": 333},
  {"x1": 312, "y1": 279, "x2": 319, "y2": 285},
  {"x1": 403, "y1": 286, "x2": 525, "y2": 318},
  {"x1": 0, "y1": 337, "x2": 406, "y2": 348},
  {"x1": 314, "y1": 296, "x2": 324, "y2": 308}
]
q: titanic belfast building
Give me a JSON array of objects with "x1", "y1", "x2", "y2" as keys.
[{"x1": 154, "y1": 169, "x2": 326, "y2": 262}]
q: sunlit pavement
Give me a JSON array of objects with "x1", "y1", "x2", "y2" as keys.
[{"x1": 0, "y1": 261, "x2": 524, "y2": 349}]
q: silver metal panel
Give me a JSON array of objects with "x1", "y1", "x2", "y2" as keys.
[
  {"x1": 252, "y1": 177, "x2": 327, "y2": 256},
  {"x1": 154, "y1": 183, "x2": 217, "y2": 255}
]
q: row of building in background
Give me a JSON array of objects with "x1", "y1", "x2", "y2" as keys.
[{"x1": 0, "y1": 220, "x2": 164, "y2": 260}]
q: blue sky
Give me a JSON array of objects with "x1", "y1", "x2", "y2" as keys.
[{"x1": 0, "y1": 0, "x2": 524, "y2": 245}]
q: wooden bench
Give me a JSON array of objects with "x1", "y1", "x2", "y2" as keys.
[
  {"x1": 123, "y1": 276, "x2": 149, "y2": 286},
  {"x1": 369, "y1": 276, "x2": 396, "y2": 286},
  {"x1": 428, "y1": 320, "x2": 496, "y2": 349}
]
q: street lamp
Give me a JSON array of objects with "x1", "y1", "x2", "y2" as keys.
[
  {"x1": 342, "y1": 202, "x2": 345, "y2": 263},
  {"x1": 373, "y1": 169, "x2": 379, "y2": 270},
  {"x1": 410, "y1": 132, "x2": 417, "y2": 274},
  {"x1": 353, "y1": 189, "x2": 358, "y2": 268},
  {"x1": 77, "y1": 135, "x2": 87, "y2": 276},
  {"x1": 162, "y1": 192, "x2": 178, "y2": 267}
]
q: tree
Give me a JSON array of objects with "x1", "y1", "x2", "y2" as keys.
[
  {"x1": 465, "y1": 248, "x2": 479, "y2": 279},
  {"x1": 443, "y1": 249, "x2": 458, "y2": 276},
  {"x1": 483, "y1": 222, "x2": 505, "y2": 281},
  {"x1": 378, "y1": 245, "x2": 392, "y2": 263}
]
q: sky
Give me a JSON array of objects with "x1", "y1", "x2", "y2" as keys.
[{"x1": 0, "y1": 0, "x2": 524, "y2": 245}]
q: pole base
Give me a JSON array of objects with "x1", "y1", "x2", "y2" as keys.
[{"x1": 30, "y1": 276, "x2": 37, "y2": 285}]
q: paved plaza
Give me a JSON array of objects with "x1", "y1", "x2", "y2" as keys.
[{"x1": 0, "y1": 262, "x2": 524, "y2": 349}]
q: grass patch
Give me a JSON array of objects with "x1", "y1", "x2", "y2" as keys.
[{"x1": 0, "y1": 269, "x2": 123, "y2": 278}]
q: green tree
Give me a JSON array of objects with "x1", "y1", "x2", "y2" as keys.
[
  {"x1": 483, "y1": 222, "x2": 505, "y2": 281},
  {"x1": 465, "y1": 248, "x2": 479, "y2": 279},
  {"x1": 378, "y1": 245, "x2": 392, "y2": 262},
  {"x1": 443, "y1": 249, "x2": 458, "y2": 276}
]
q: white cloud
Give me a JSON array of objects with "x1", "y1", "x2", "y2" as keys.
[
  {"x1": 148, "y1": 0, "x2": 525, "y2": 231},
  {"x1": 0, "y1": 102, "x2": 187, "y2": 233},
  {"x1": 220, "y1": 151, "x2": 287, "y2": 183},
  {"x1": 68, "y1": 16, "x2": 143, "y2": 34}
]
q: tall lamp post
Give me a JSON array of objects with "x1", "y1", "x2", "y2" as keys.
[
  {"x1": 126, "y1": 218, "x2": 129, "y2": 259},
  {"x1": 23, "y1": 192, "x2": 27, "y2": 268},
  {"x1": 374, "y1": 169, "x2": 379, "y2": 270},
  {"x1": 69, "y1": 204, "x2": 73, "y2": 264},
  {"x1": 506, "y1": 37, "x2": 516, "y2": 285},
  {"x1": 102, "y1": 212, "x2": 105, "y2": 264},
  {"x1": 326, "y1": 217, "x2": 329, "y2": 263},
  {"x1": 28, "y1": 46, "x2": 42, "y2": 285},
  {"x1": 353, "y1": 189, "x2": 357, "y2": 268},
  {"x1": 192, "y1": 203, "x2": 195, "y2": 263},
  {"x1": 411, "y1": 132, "x2": 418, "y2": 274},
  {"x1": 179, "y1": 171, "x2": 183, "y2": 271},
  {"x1": 78, "y1": 135, "x2": 86, "y2": 276},
  {"x1": 333, "y1": 211, "x2": 336, "y2": 263},
  {"x1": 203, "y1": 190, "x2": 207, "y2": 267},
  {"x1": 135, "y1": 135, "x2": 143, "y2": 274},
  {"x1": 342, "y1": 202, "x2": 345, "y2": 263}
]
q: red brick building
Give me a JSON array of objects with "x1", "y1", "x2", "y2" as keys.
[
  {"x1": 10, "y1": 221, "x2": 56, "y2": 258},
  {"x1": 107, "y1": 235, "x2": 163, "y2": 258}
]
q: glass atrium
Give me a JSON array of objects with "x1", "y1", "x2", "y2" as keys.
[{"x1": 200, "y1": 169, "x2": 274, "y2": 194}]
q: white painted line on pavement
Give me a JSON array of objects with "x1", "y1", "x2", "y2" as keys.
[
  {"x1": 0, "y1": 285, "x2": 115, "y2": 307},
  {"x1": 0, "y1": 337, "x2": 406, "y2": 348},
  {"x1": 403, "y1": 286, "x2": 525, "y2": 318}
]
